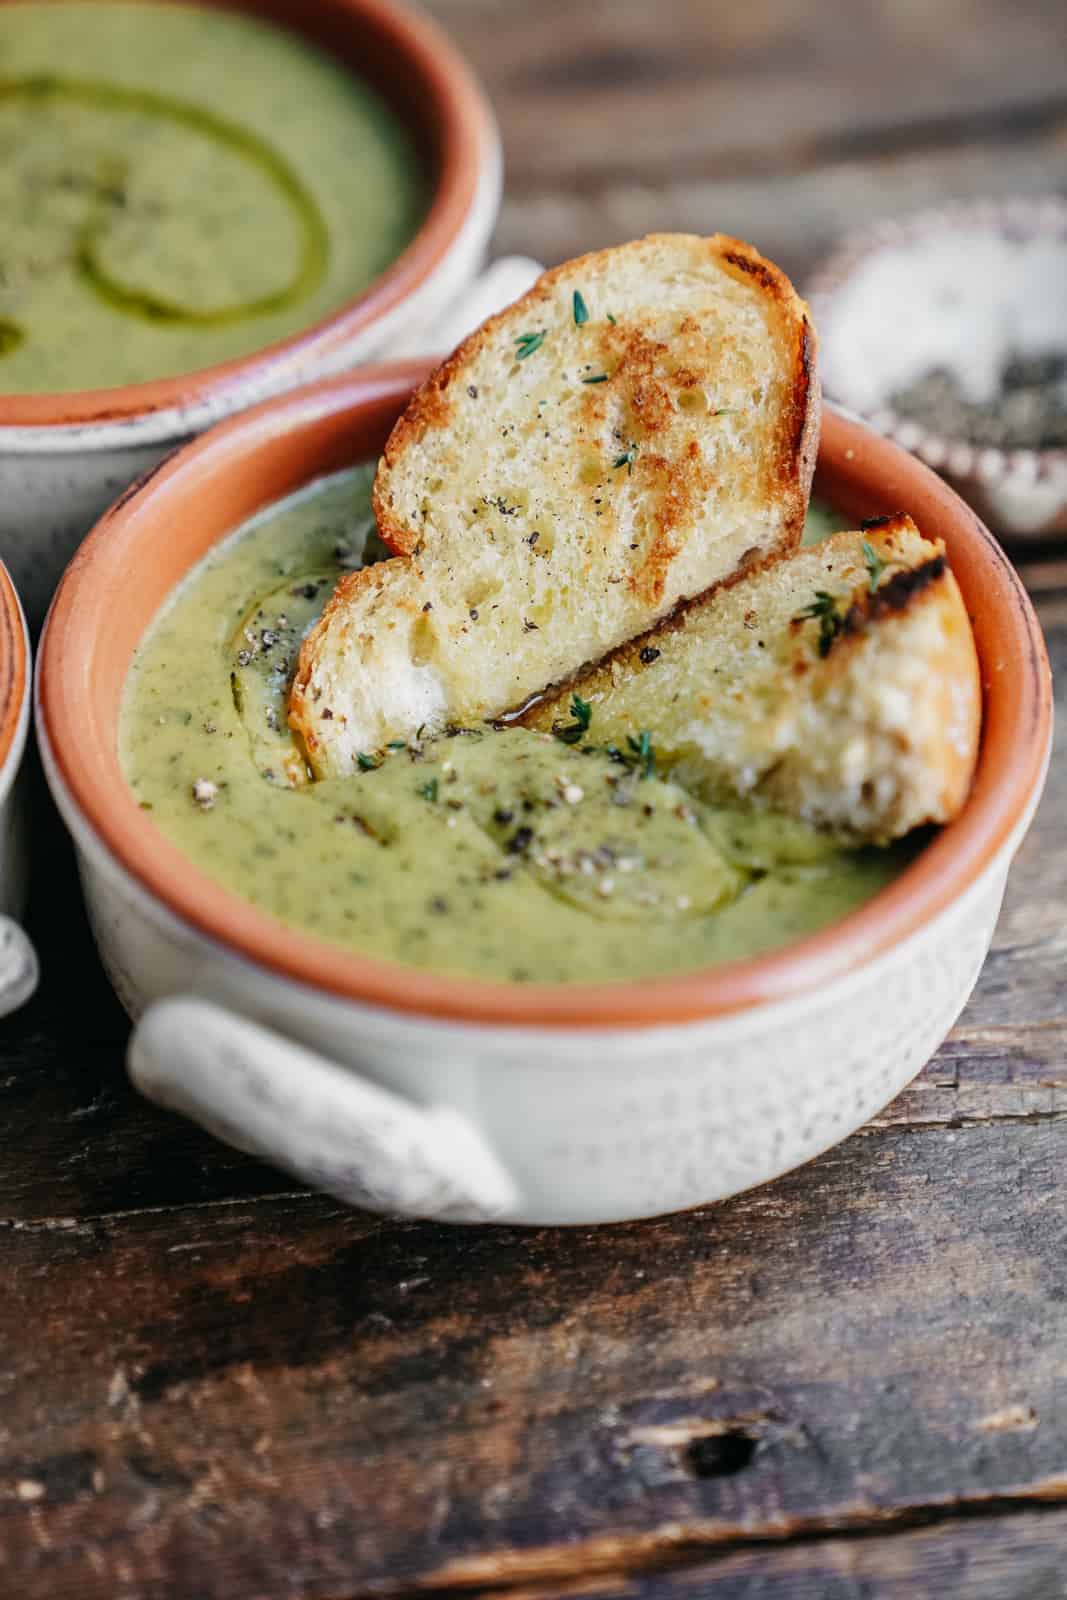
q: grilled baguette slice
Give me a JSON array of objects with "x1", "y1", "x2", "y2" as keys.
[
  {"x1": 517, "y1": 516, "x2": 980, "y2": 843},
  {"x1": 291, "y1": 233, "x2": 818, "y2": 775}
]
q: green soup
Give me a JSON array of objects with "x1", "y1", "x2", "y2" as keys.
[
  {"x1": 119, "y1": 469, "x2": 913, "y2": 986},
  {"x1": 0, "y1": 3, "x2": 425, "y2": 391}
]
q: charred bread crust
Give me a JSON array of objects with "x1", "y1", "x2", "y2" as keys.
[{"x1": 516, "y1": 515, "x2": 981, "y2": 841}]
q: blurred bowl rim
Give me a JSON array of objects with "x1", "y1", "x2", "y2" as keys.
[
  {"x1": 0, "y1": 561, "x2": 30, "y2": 798},
  {"x1": 0, "y1": 0, "x2": 499, "y2": 442}
]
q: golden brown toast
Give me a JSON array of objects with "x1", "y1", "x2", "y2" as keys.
[
  {"x1": 516, "y1": 516, "x2": 981, "y2": 843},
  {"x1": 290, "y1": 233, "x2": 818, "y2": 774}
]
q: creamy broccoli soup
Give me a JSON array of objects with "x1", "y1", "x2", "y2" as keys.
[
  {"x1": 0, "y1": 4, "x2": 424, "y2": 391},
  {"x1": 119, "y1": 469, "x2": 912, "y2": 986}
]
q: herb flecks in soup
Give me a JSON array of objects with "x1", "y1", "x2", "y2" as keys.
[
  {"x1": 0, "y1": 5, "x2": 424, "y2": 391},
  {"x1": 120, "y1": 470, "x2": 912, "y2": 986}
]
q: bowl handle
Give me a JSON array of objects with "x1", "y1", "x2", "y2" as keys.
[
  {"x1": 0, "y1": 915, "x2": 38, "y2": 1017},
  {"x1": 127, "y1": 997, "x2": 518, "y2": 1220}
]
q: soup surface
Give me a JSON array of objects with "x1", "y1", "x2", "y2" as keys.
[
  {"x1": 120, "y1": 474, "x2": 912, "y2": 985},
  {"x1": 0, "y1": 3, "x2": 424, "y2": 391}
]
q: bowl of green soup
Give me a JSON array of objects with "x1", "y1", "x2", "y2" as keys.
[
  {"x1": 0, "y1": 561, "x2": 37, "y2": 1016},
  {"x1": 0, "y1": 0, "x2": 500, "y2": 628},
  {"x1": 35, "y1": 366, "x2": 1051, "y2": 1225}
]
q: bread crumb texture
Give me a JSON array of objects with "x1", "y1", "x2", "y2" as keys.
[
  {"x1": 291, "y1": 234, "x2": 817, "y2": 773},
  {"x1": 522, "y1": 516, "x2": 981, "y2": 844}
]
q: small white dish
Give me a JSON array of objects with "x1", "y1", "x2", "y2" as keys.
[{"x1": 807, "y1": 197, "x2": 1067, "y2": 539}]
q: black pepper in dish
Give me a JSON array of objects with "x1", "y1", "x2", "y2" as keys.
[{"x1": 891, "y1": 353, "x2": 1067, "y2": 451}]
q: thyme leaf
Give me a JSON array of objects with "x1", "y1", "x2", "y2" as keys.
[
  {"x1": 626, "y1": 729, "x2": 657, "y2": 780},
  {"x1": 613, "y1": 442, "x2": 638, "y2": 475},
  {"x1": 552, "y1": 692, "x2": 594, "y2": 745},
  {"x1": 582, "y1": 373, "x2": 609, "y2": 384},
  {"x1": 418, "y1": 778, "x2": 439, "y2": 802},
  {"x1": 573, "y1": 290, "x2": 589, "y2": 326},
  {"x1": 794, "y1": 590, "x2": 845, "y2": 657},
  {"x1": 515, "y1": 329, "x2": 545, "y2": 361},
  {"x1": 863, "y1": 540, "x2": 886, "y2": 592},
  {"x1": 357, "y1": 752, "x2": 380, "y2": 771}
]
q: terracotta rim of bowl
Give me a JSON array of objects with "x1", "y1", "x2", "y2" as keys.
[
  {"x1": 0, "y1": 0, "x2": 494, "y2": 429},
  {"x1": 37, "y1": 365, "x2": 1053, "y2": 1030},
  {"x1": 807, "y1": 196, "x2": 1067, "y2": 484},
  {"x1": 0, "y1": 561, "x2": 28, "y2": 781}
]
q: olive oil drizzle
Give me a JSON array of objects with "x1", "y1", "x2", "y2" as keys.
[{"x1": 0, "y1": 73, "x2": 330, "y2": 344}]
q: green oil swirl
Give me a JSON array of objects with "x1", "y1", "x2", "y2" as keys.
[
  {"x1": 0, "y1": 318, "x2": 24, "y2": 356},
  {"x1": 0, "y1": 73, "x2": 330, "y2": 343}
]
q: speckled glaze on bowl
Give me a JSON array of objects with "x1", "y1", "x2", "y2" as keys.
[
  {"x1": 36, "y1": 367, "x2": 1052, "y2": 1225},
  {"x1": 0, "y1": 561, "x2": 38, "y2": 1015},
  {"x1": 807, "y1": 197, "x2": 1067, "y2": 540},
  {"x1": 0, "y1": 0, "x2": 501, "y2": 629}
]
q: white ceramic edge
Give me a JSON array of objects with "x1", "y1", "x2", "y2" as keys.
[
  {"x1": 0, "y1": 570, "x2": 39, "y2": 1014},
  {"x1": 129, "y1": 997, "x2": 522, "y2": 1219},
  {"x1": 0, "y1": 118, "x2": 502, "y2": 455},
  {"x1": 36, "y1": 683, "x2": 1051, "y2": 1223}
]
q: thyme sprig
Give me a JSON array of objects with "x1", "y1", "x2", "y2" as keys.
[
  {"x1": 603, "y1": 730, "x2": 658, "y2": 781},
  {"x1": 794, "y1": 590, "x2": 846, "y2": 658},
  {"x1": 552, "y1": 692, "x2": 594, "y2": 745}
]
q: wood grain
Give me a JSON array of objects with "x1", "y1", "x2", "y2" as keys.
[
  {"x1": 424, "y1": 0, "x2": 1067, "y2": 191},
  {"x1": 424, "y1": 0, "x2": 1067, "y2": 282},
  {"x1": 2, "y1": 4, "x2": 1066, "y2": 1593},
  {"x1": 489, "y1": 1513, "x2": 1067, "y2": 1599},
  {"x1": 4, "y1": 1115, "x2": 1067, "y2": 1597},
  {"x1": 492, "y1": 128, "x2": 1067, "y2": 285}
]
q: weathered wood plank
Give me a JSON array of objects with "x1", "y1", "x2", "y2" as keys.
[
  {"x1": 2, "y1": 1117, "x2": 1067, "y2": 1598},
  {"x1": 490, "y1": 127, "x2": 1067, "y2": 284},
  {"x1": 1, "y1": 6, "x2": 1064, "y2": 1596},
  {"x1": 423, "y1": 0, "x2": 1067, "y2": 191},
  {"x1": 485, "y1": 1511, "x2": 1067, "y2": 1600}
]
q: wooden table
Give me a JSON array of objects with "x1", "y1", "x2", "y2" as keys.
[{"x1": 3, "y1": 3, "x2": 1067, "y2": 1594}]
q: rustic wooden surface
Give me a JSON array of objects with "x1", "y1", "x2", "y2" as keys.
[{"x1": 3, "y1": 2, "x2": 1067, "y2": 1595}]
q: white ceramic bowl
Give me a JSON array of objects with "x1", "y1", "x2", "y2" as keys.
[
  {"x1": 0, "y1": 0, "x2": 502, "y2": 630},
  {"x1": 35, "y1": 372, "x2": 1052, "y2": 1225},
  {"x1": 0, "y1": 561, "x2": 38, "y2": 1016}
]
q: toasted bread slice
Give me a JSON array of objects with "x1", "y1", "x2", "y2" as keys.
[
  {"x1": 291, "y1": 233, "x2": 818, "y2": 774},
  {"x1": 516, "y1": 516, "x2": 980, "y2": 843}
]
